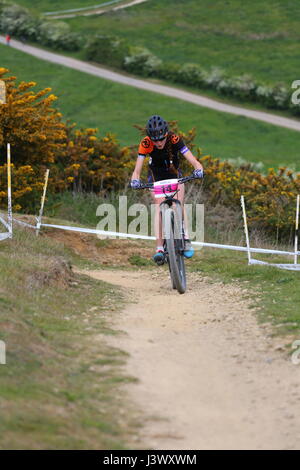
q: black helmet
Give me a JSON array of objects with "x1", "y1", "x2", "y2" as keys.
[{"x1": 146, "y1": 115, "x2": 169, "y2": 141}]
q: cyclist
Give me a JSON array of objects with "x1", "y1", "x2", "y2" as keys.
[{"x1": 131, "y1": 115, "x2": 204, "y2": 264}]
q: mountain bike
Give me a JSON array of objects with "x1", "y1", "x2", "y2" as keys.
[{"x1": 135, "y1": 175, "x2": 198, "y2": 294}]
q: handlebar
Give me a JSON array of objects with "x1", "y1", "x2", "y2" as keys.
[{"x1": 134, "y1": 174, "x2": 203, "y2": 190}]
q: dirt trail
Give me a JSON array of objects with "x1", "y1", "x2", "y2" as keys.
[{"x1": 77, "y1": 267, "x2": 300, "y2": 450}]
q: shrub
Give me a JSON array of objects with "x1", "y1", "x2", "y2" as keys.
[
  {"x1": 0, "y1": 3, "x2": 38, "y2": 39},
  {"x1": 255, "y1": 84, "x2": 274, "y2": 107},
  {"x1": 61, "y1": 125, "x2": 134, "y2": 193},
  {"x1": 85, "y1": 35, "x2": 129, "y2": 68},
  {"x1": 123, "y1": 46, "x2": 162, "y2": 76},
  {"x1": 255, "y1": 83, "x2": 289, "y2": 110},
  {"x1": 229, "y1": 75, "x2": 257, "y2": 101},
  {"x1": 0, "y1": 164, "x2": 45, "y2": 212},
  {"x1": 216, "y1": 77, "x2": 237, "y2": 97},
  {"x1": 201, "y1": 67, "x2": 226, "y2": 88},
  {"x1": 216, "y1": 75, "x2": 257, "y2": 101},
  {"x1": 0, "y1": 68, "x2": 67, "y2": 210},
  {"x1": 201, "y1": 154, "x2": 300, "y2": 240},
  {"x1": 0, "y1": 68, "x2": 66, "y2": 167},
  {"x1": 0, "y1": 3, "x2": 82, "y2": 51},
  {"x1": 269, "y1": 83, "x2": 290, "y2": 109},
  {"x1": 176, "y1": 63, "x2": 205, "y2": 87},
  {"x1": 0, "y1": 69, "x2": 136, "y2": 210},
  {"x1": 156, "y1": 62, "x2": 181, "y2": 82},
  {"x1": 289, "y1": 100, "x2": 300, "y2": 116},
  {"x1": 37, "y1": 21, "x2": 82, "y2": 51}
]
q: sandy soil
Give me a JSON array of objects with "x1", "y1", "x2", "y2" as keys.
[{"x1": 76, "y1": 267, "x2": 300, "y2": 450}]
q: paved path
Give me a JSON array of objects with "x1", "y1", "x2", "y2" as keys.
[
  {"x1": 1, "y1": 36, "x2": 300, "y2": 132},
  {"x1": 47, "y1": 0, "x2": 148, "y2": 19}
]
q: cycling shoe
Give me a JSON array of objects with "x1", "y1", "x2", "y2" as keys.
[
  {"x1": 184, "y1": 239, "x2": 194, "y2": 258},
  {"x1": 153, "y1": 250, "x2": 165, "y2": 265}
]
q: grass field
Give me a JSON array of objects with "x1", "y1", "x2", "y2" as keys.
[
  {"x1": 13, "y1": 0, "x2": 300, "y2": 88},
  {"x1": 57, "y1": 0, "x2": 300, "y2": 88},
  {"x1": 1, "y1": 43, "x2": 300, "y2": 169}
]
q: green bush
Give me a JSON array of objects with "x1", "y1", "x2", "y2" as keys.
[
  {"x1": 37, "y1": 20, "x2": 82, "y2": 51},
  {"x1": 224, "y1": 75, "x2": 257, "y2": 101},
  {"x1": 256, "y1": 83, "x2": 289, "y2": 109},
  {"x1": 289, "y1": 100, "x2": 300, "y2": 116},
  {"x1": 201, "y1": 67, "x2": 227, "y2": 88},
  {"x1": 176, "y1": 63, "x2": 205, "y2": 87},
  {"x1": 0, "y1": 2, "x2": 82, "y2": 51},
  {"x1": 216, "y1": 77, "x2": 236, "y2": 97},
  {"x1": 156, "y1": 61, "x2": 181, "y2": 81},
  {"x1": 0, "y1": 3, "x2": 38, "y2": 40},
  {"x1": 232, "y1": 75, "x2": 257, "y2": 100},
  {"x1": 123, "y1": 46, "x2": 162, "y2": 76},
  {"x1": 270, "y1": 84, "x2": 290, "y2": 109},
  {"x1": 85, "y1": 35, "x2": 129, "y2": 68}
]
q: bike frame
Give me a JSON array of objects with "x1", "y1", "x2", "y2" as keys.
[
  {"x1": 160, "y1": 197, "x2": 185, "y2": 245},
  {"x1": 135, "y1": 175, "x2": 199, "y2": 293}
]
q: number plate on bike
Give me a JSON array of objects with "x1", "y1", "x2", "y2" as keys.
[{"x1": 153, "y1": 179, "x2": 179, "y2": 198}]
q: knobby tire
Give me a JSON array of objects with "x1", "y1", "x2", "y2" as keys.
[{"x1": 163, "y1": 207, "x2": 186, "y2": 294}]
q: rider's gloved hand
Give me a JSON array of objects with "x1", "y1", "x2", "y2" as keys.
[
  {"x1": 192, "y1": 169, "x2": 204, "y2": 179},
  {"x1": 130, "y1": 179, "x2": 141, "y2": 189}
]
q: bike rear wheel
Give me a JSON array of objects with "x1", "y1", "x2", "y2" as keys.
[{"x1": 163, "y1": 207, "x2": 186, "y2": 294}]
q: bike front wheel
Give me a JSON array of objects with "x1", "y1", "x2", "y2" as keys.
[{"x1": 163, "y1": 207, "x2": 186, "y2": 294}]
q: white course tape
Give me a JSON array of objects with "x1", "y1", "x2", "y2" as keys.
[
  {"x1": 190, "y1": 241, "x2": 300, "y2": 256},
  {"x1": 40, "y1": 222, "x2": 300, "y2": 256},
  {"x1": 0, "y1": 211, "x2": 10, "y2": 240},
  {"x1": 41, "y1": 223, "x2": 156, "y2": 240},
  {"x1": 12, "y1": 217, "x2": 37, "y2": 229},
  {"x1": 0, "y1": 233, "x2": 10, "y2": 241},
  {"x1": 0, "y1": 215, "x2": 9, "y2": 231},
  {"x1": 250, "y1": 258, "x2": 300, "y2": 271}
]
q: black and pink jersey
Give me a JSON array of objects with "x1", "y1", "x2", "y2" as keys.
[{"x1": 138, "y1": 133, "x2": 189, "y2": 182}]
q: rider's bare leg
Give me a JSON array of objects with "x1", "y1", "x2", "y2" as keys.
[
  {"x1": 151, "y1": 184, "x2": 189, "y2": 248},
  {"x1": 175, "y1": 183, "x2": 189, "y2": 239},
  {"x1": 151, "y1": 193, "x2": 164, "y2": 248}
]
